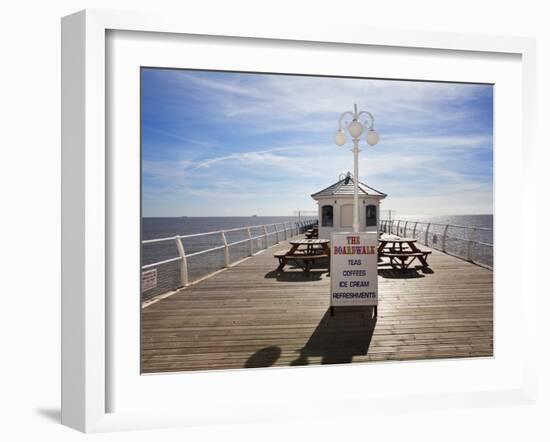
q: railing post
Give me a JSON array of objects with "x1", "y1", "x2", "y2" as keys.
[
  {"x1": 413, "y1": 222, "x2": 418, "y2": 239},
  {"x1": 274, "y1": 224, "x2": 279, "y2": 243},
  {"x1": 247, "y1": 227, "x2": 253, "y2": 256},
  {"x1": 442, "y1": 224, "x2": 449, "y2": 252},
  {"x1": 396, "y1": 220, "x2": 401, "y2": 236},
  {"x1": 220, "y1": 231, "x2": 230, "y2": 267},
  {"x1": 263, "y1": 225, "x2": 269, "y2": 249},
  {"x1": 175, "y1": 236, "x2": 189, "y2": 287},
  {"x1": 467, "y1": 227, "x2": 476, "y2": 261},
  {"x1": 424, "y1": 223, "x2": 431, "y2": 245},
  {"x1": 404, "y1": 221, "x2": 408, "y2": 237}
]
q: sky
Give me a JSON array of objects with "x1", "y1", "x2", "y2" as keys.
[{"x1": 141, "y1": 68, "x2": 493, "y2": 217}]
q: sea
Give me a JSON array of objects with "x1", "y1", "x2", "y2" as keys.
[
  {"x1": 141, "y1": 214, "x2": 493, "y2": 299},
  {"x1": 142, "y1": 216, "x2": 308, "y2": 243},
  {"x1": 142, "y1": 216, "x2": 314, "y2": 295}
]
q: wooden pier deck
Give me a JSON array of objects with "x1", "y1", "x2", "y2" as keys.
[{"x1": 141, "y1": 238, "x2": 493, "y2": 373}]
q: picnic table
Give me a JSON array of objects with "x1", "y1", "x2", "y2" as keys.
[
  {"x1": 304, "y1": 227, "x2": 319, "y2": 239},
  {"x1": 274, "y1": 239, "x2": 330, "y2": 274},
  {"x1": 378, "y1": 234, "x2": 431, "y2": 270}
]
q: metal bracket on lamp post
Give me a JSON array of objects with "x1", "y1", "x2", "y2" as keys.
[{"x1": 334, "y1": 103, "x2": 379, "y2": 233}]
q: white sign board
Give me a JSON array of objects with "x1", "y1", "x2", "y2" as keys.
[
  {"x1": 141, "y1": 269, "x2": 158, "y2": 292},
  {"x1": 330, "y1": 232, "x2": 378, "y2": 307}
]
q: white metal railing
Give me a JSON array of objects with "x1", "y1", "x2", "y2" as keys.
[
  {"x1": 142, "y1": 218, "x2": 318, "y2": 296},
  {"x1": 380, "y1": 218, "x2": 493, "y2": 269}
]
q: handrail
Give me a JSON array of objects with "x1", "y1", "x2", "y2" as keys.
[
  {"x1": 380, "y1": 218, "x2": 492, "y2": 268},
  {"x1": 186, "y1": 244, "x2": 226, "y2": 258},
  {"x1": 141, "y1": 217, "x2": 318, "y2": 296},
  {"x1": 380, "y1": 219, "x2": 492, "y2": 243},
  {"x1": 142, "y1": 256, "x2": 181, "y2": 270},
  {"x1": 386, "y1": 219, "x2": 492, "y2": 232}
]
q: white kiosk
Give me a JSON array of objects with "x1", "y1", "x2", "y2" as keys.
[
  {"x1": 312, "y1": 173, "x2": 386, "y2": 317},
  {"x1": 311, "y1": 172, "x2": 386, "y2": 239}
]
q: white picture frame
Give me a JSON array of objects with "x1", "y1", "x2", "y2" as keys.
[{"x1": 61, "y1": 9, "x2": 537, "y2": 433}]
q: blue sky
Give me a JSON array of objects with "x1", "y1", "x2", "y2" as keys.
[{"x1": 141, "y1": 68, "x2": 493, "y2": 217}]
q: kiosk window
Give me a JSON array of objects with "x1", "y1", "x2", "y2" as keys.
[
  {"x1": 321, "y1": 205, "x2": 333, "y2": 227},
  {"x1": 366, "y1": 205, "x2": 377, "y2": 227}
]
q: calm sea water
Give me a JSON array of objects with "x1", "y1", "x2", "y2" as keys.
[
  {"x1": 141, "y1": 216, "x2": 313, "y2": 298},
  {"x1": 142, "y1": 216, "x2": 310, "y2": 265},
  {"x1": 143, "y1": 215, "x2": 493, "y2": 240},
  {"x1": 142, "y1": 216, "x2": 309, "y2": 241}
]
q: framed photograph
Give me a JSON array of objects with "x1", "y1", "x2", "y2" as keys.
[{"x1": 61, "y1": 9, "x2": 537, "y2": 432}]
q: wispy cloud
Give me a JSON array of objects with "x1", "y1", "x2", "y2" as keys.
[{"x1": 141, "y1": 68, "x2": 493, "y2": 217}]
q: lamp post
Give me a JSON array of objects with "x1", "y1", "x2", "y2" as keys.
[{"x1": 334, "y1": 103, "x2": 379, "y2": 233}]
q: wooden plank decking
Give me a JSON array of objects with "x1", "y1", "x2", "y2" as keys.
[{"x1": 141, "y1": 238, "x2": 493, "y2": 373}]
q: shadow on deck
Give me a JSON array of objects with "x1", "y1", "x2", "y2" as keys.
[{"x1": 141, "y1": 237, "x2": 493, "y2": 373}]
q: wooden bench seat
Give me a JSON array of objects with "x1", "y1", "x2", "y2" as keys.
[
  {"x1": 290, "y1": 254, "x2": 329, "y2": 261},
  {"x1": 273, "y1": 251, "x2": 289, "y2": 258},
  {"x1": 274, "y1": 251, "x2": 329, "y2": 274},
  {"x1": 381, "y1": 250, "x2": 431, "y2": 270},
  {"x1": 383, "y1": 251, "x2": 431, "y2": 258}
]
